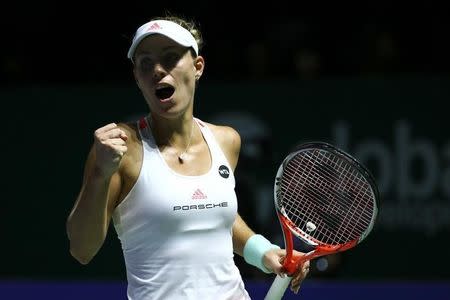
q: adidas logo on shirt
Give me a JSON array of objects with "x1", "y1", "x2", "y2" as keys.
[{"x1": 192, "y1": 188, "x2": 207, "y2": 200}]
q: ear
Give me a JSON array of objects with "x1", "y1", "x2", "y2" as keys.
[{"x1": 194, "y1": 56, "x2": 205, "y2": 80}]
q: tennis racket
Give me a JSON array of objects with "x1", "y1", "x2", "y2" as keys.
[{"x1": 265, "y1": 142, "x2": 379, "y2": 300}]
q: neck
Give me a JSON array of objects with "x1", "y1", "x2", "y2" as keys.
[{"x1": 148, "y1": 115, "x2": 196, "y2": 163}]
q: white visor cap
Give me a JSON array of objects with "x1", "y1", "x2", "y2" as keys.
[{"x1": 127, "y1": 20, "x2": 199, "y2": 60}]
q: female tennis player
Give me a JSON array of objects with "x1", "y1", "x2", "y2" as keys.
[{"x1": 66, "y1": 13, "x2": 310, "y2": 299}]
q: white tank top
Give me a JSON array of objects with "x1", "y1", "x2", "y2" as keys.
[{"x1": 112, "y1": 117, "x2": 251, "y2": 300}]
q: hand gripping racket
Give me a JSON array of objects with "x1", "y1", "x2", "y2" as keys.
[{"x1": 265, "y1": 142, "x2": 379, "y2": 300}]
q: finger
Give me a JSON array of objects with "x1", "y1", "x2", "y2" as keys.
[
  {"x1": 114, "y1": 145, "x2": 128, "y2": 155},
  {"x1": 289, "y1": 261, "x2": 310, "y2": 294},
  {"x1": 294, "y1": 260, "x2": 310, "y2": 276},
  {"x1": 109, "y1": 138, "x2": 127, "y2": 146},
  {"x1": 291, "y1": 282, "x2": 301, "y2": 294},
  {"x1": 95, "y1": 123, "x2": 118, "y2": 134},
  {"x1": 303, "y1": 260, "x2": 310, "y2": 269},
  {"x1": 301, "y1": 262, "x2": 310, "y2": 276},
  {"x1": 299, "y1": 263, "x2": 310, "y2": 279},
  {"x1": 120, "y1": 132, "x2": 128, "y2": 141},
  {"x1": 290, "y1": 274, "x2": 303, "y2": 294},
  {"x1": 97, "y1": 128, "x2": 127, "y2": 141},
  {"x1": 291, "y1": 271, "x2": 308, "y2": 293},
  {"x1": 107, "y1": 144, "x2": 127, "y2": 157}
]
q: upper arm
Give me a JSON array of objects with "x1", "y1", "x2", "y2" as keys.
[{"x1": 208, "y1": 124, "x2": 253, "y2": 253}]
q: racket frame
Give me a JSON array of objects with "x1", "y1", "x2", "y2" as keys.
[{"x1": 274, "y1": 141, "x2": 379, "y2": 275}]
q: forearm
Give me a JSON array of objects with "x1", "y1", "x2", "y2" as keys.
[
  {"x1": 66, "y1": 171, "x2": 113, "y2": 264},
  {"x1": 232, "y1": 214, "x2": 255, "y2": 256},
  {"x1": 233, "y1": 214, "x2": 280, "y2": 273}
]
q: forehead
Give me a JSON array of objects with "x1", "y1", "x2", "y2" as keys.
[{"x1": 134, "y1": 34, "x2": 184, "y2": 56}]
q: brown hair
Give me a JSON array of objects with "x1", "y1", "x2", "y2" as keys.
[{"x1": 151, "y1": 13, "x2": 204, "y2": 54}]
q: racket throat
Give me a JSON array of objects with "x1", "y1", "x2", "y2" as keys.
[
  {"x1": 281, "y1": 217, "x2": 359, "y2": 275},
  {"x1": 303, "y1": 240, "x2": 359, "y2": 261},
  {"x1": 281, "y1": 222, "x2": 300, "y2": 275}
]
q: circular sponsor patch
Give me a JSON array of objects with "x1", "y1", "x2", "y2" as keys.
[{"x1": 218, "y1": 165, "x2": 230, "y2": 178}]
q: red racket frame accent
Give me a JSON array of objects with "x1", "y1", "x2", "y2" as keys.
[{"x1": 279, "y1": 213, "x2": 358, "y2": 275}]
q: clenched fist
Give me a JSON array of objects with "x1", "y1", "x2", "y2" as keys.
[{"x1": 93, "y1": 123, "x2": 128, "y2": 177}]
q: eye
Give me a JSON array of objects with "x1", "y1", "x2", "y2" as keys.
[
  {"x1": 162, "y1": 51, "x2": 182, "y2": 68},
  {"x1": 137, "y1": 57, "x2": 154, "y2": 73}
]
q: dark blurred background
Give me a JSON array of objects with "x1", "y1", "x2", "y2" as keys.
[
  {"x1": 3, "y1": 3, "x2": 450, "y2": 84},
  {"x1": 2, "y1": 2, "x2": 450, "y2": 300}
]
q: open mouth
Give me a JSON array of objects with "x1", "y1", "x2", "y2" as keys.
[{"x1": 155, "y1": 86, "x2": 175, "y2": 100}]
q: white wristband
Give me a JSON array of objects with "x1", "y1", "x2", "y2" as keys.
[{"x1": 243, "y1": 234, "x2": 280, "y2": 273}]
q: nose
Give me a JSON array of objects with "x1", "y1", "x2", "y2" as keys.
[{"x1": 153, "y1": 63, "x2": 167, "y2": 81}]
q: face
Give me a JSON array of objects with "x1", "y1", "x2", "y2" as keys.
[{"x1": 133, "y1": 34, "x2": 204, "y2": 118}]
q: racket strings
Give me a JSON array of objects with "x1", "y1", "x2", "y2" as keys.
[
  {"x1": 334, "y1": 171, "x2": 375, "y2": 242},
  {"x1": 281, "y1": 157, "x2": 355, "y2": 244},
  {"x1": 288, "y1": 152, "x2": 373, "y2": 243},
  {"x1": 278, "y1": 149, "x2": 375, "y2": 245},
  {"x1": 285, "y1": 153, "x2": 373, "y2": 243},
  {"x1": 280, "y1": 153, "x2": 345, "y2": 241},
  {"x1": 281, "y1": 170, "x2": 369, "y2": 244},
  {"x1": 283, "y1": 151, "x2": 359, "y2": 225}
]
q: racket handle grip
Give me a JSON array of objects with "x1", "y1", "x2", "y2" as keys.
[{"x1": 264, "y1": 274, "x2": 292, "y2": 300}]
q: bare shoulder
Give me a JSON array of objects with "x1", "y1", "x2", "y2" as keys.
[
  {"x1": 203, "y1": 121, "x2": 241, "y2": 148},
  {"x1": 117, "y1": 121, "x2": 139, "y2": 142},
  {"x1": 202, "y1": 121, "x2": 241, "y2": 169},
  {"x1": 116, "y1": 121, "x2": 142, "y2": 162}
]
